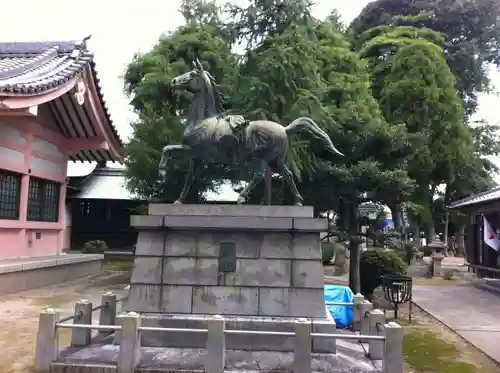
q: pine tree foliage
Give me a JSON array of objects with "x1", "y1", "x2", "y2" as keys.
[
  {"x1": 224, "y1": 0, "x2": 315, "y2": 47},
  {"x1": 230, "y1": 4, "x2": 413, "y2": 205},
  {"x1": 358, "y1": 23, "x2": 472, "y2": 232},
  {"x1": 349, "y1": 0, "x2": 500, "y2": 114},
  {"x1": 122, "y1": 4, "x2": 237, "y2": 201},
  {"x1": 122, "y1": 0, "x2": 485, "y2": 226},
  {"x1": 123, "y1": 0, "x2": 416, "y2": 212},
  {"x1": 120, "y1": 0, "x2": 491, "y2": 292}
]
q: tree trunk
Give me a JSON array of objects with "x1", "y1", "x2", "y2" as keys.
[
  {"x1": 348, "y1": 202, "x2": 361, "y2": 294},
  {"x1": 426, "y1": 184, "x2": 437, "y2": 242},
  {"x1": 413, "y1": 225, "x2": 421, "y2": 249},
  {"x1": 341, "y1": 200, "x2": 350, "y2": 231},
  {"x1": 390, "y1": 203, "x2": 403, "y2": 233},
  {"x1": 443, "y1": 210, "x2": 450, "y2": 256},
  {"x1": 457, "y1": 223, "x2": 466, "y2": 257}
]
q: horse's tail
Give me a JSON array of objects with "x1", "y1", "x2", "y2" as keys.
[{"x1": 284, "y1": 117, "x2": 344, "y2": 156}]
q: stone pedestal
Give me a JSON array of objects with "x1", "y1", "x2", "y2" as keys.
[
  {"x1": 431, "y1": 252, "x2": 444, "y2": 278},
  {"x1": 124, "y1": 204, "x2": 334, "y2": 352}
]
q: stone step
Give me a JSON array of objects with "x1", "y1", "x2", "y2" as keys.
[{"x1": 52, "y1": 344, "x2": 380, "y2": 373}]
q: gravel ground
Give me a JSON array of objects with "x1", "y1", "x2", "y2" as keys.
[{"x1": 0, "y1": 268, "x2": 129, "y2": 373}]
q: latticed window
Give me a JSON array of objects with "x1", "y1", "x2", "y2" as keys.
[
  {"x1": 27, "y1": 177, "x2": 60, "y2": 222},
  {"x1": 0, "y1": 169, "x2": 21, "y2": 219}
]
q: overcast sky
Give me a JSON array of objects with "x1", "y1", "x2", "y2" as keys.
[{"x1": 1, "y1": 0, "x2": 499, "y2": 196}]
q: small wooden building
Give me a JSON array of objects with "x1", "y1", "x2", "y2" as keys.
[
  {"x1": 449, "y1": 186, "x2": 500, "y2": 278},
  {"x1": 66, "y1": 164, "x2": 144, "y2": 251}
]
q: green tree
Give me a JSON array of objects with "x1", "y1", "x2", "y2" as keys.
[
  {"x1": 123, "y1": 3, "x2": 237, "y2": 201},
  {"x1": 224, "y1": 0, "x2": 315, "y2": 47},
  {"x1": 122, "y1": 0, "x2": 415, "y2": 292},
  {"x1": 437, "y1": 120, "x2": 499, "y2": 254},
  {"x1": 348, "y1": 0, "x2": 500, "y2": 114},
  {"x1": 358, "y1": 25, "x2": 472, "y2": 240},
  {"x1": 124, "y1": 107, "x2": 186, "y2": 200},
  {"x1": 227, "y1": 1, "x2": 413, "y2": 292}
]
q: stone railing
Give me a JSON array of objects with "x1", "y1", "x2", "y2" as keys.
[
  {"x1": 35, "y1": 291, "x2": 126, "y2": 370},
  {"x1": 34, "y1": 293, "x2": 404, "y2": 373}
]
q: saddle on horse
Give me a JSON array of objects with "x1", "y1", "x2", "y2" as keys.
[
  {"x1": 218, "y1": 114, "x2": 248, "y2": 161},
  {"x1": 223, "y1": 114, "x2": 247, "y2": 134}
]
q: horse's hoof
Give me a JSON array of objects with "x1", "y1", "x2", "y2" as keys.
[
  {"x1": 173, "y1": 200, "x2": 183, "y2": 205},
  {"x1": 294, "y1": 202, "x2": 303, "y2": 207},
  {"x1": 237, "y1": 197, "x2": 245, "y2": 204}
]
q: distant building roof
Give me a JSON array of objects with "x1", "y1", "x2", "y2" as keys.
[
  {"x1": 448, "y1": 186, "x2": 500, "y2": 209},
  {"x1": 0, "y1": 36, "x2": 123, "y2": 163},
  {"x1": 69, "y1": 166, "x2": 138, "y2": 200}
]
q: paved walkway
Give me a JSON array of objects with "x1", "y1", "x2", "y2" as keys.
[{"x1": 412, "y1": 284, "x2": 500, "y2": 363}]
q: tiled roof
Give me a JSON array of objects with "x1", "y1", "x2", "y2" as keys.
[
  {"x1": 70, "y1": 165, "x2": 138, "y2": 200},
  {"x1": 0, "y1": 36, "x2": 123, "y2": 150},
  {"x1": 448, "y1": 186, "x2": 500, "y2": 209},
  {"x1": 0, "y1": 38, "x2": 93, "y2": 94}
]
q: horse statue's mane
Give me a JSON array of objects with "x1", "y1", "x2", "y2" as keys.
[{"x1": 204, "y1": 71, "x2": 225, "y2": 115}]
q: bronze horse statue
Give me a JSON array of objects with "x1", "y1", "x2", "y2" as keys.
[{"x1": 158, "y1": 58, "x2": 343, "y2": 206}]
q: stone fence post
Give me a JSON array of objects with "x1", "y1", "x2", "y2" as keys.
[
  {"x1": 71, "y1": 299, "x2": 92, "y2": 346},
  {"x1": 205, "y1": 315, "x2": 226, "y2": 373},
  {"x1": 118, "y1": 312, "x2": 142, "y2": 373},
  {"x1": 360, "y1": 300, "x2": 373, "y2": 336},
  {"x1": 99, "y1": 292, "x2": 117, "y2": 334},
  {"x1": 293, "y1": 318, "x2": 312, "y2": 373},
  {"x1": 383, "y1": 322, "x2": 404, "y2": 373},
  {"x1": 353, "y1": 293, "x2": 365, "y2": 331},
  {"x1": 34, "y1": 308, "x2": 60, "y2": 372},
  {"x1": 368, "y1": 309, "x2": 385, "y2": 360}
]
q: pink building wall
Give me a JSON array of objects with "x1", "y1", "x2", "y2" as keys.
[{"x1": 0, "y1": 114, "x2": 68, "y2": 260}]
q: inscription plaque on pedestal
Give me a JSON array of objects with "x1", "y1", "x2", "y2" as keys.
[{"x1": 218, "y1": 241, "x2": 236, "y2": 273}]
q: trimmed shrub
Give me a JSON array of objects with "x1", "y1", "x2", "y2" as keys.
[
  {"x1": 82, "y1": 240, "x2": 108, "y2": 253},
  {"x1": 321, "y1": 242, "x2": 335, "y2": 264},
  {"x1": 441, "y1": 268, "x2": 457, "y2": 280},
  {"x1": 360, "y1": 249, "x2": 407, "y2": 299}
]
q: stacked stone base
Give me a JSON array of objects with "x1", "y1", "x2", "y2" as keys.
[
  {"x1": 114, "y1": 312, "x2": 337, "y2": 353},
  {"x1": 124, "y1": 204, "x2": 334, "y2": 352}
]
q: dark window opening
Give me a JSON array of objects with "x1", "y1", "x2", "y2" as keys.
[
  {"x1": 0, "y1": 169, "x2": 21, "y2": 220},
  {"x1": 27, "y1": 177, "x2": 60, "y2": 222}
]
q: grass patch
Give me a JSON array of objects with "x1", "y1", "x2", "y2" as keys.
[
  {"x1": 103, "y1": 260, "x2": 134, "y2": 272},
  {"x1": 412, "y1": 278, "x2": 461, "y2": 286},
  {"x1": 59, "y1": 328, "x2": 72, "y2": 347},
  {"x1": 85, "y1": 272, "x2": 131, "y2": 289},
  {"x1": 404, "y1": 329, "x2": 477, "y2": 373},
  {"x1": 324, "y1": 278, "x2": 348, "y2": 286}
]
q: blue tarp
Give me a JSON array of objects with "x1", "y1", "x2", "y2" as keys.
[{"x1": 324, "y1": 285, "x2": 354, "y2": 328}]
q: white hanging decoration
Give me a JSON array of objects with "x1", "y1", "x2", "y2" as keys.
[{"x1": 74, "y1": 79, "x2": 87, "y2": 105}]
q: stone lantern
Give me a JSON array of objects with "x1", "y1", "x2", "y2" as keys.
[{"x1": 426, "y1": 235, "x2": 445, "y2": 278}]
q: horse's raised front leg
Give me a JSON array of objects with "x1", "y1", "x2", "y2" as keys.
[
  {"x1": 158, "y1": 144, "x2": 191, "y2": 181},
  {"x1": 237, "y1": 160, "x2": 267, "y2": 204},
  {"x1": 174, "y1": 159, "x2": 201, "y2": 205},
  {"x1": 276, "y1": 158, "x2": 303, "y2": 206}
]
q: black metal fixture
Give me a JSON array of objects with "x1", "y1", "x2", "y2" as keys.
[{"x1": 381, "y1": 274, "x2": 413, "y2": 322}]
